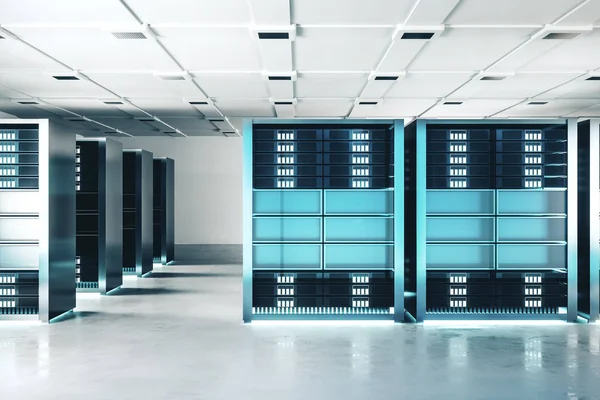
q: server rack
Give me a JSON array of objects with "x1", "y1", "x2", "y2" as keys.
[
  {"x1": 153, "y1": 157, "x2": 175, "y2": 265},
  {"x1": 0, "y1": 119, "x2": 75, "y2": 322},
  {"x1": 122, "y1": 150, "x2": 153, "y2": 277},
  {"x1": 408, "y1": 119, "x2": 578, "y2": 321},
  {"x1": 578, "y1": 119, "x2": 600, "y2": 322},
  {"x1": 243, "y1": 119, "x2": 404, "y2": 322},
  {"x1": 76, "y1": 138, "x2": 123, "y2": 294}
]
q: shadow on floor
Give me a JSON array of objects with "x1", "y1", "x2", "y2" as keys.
[
  {"x1": 148, "y1": 271, "x2": 234, "y2": 279},
  {"x1": 174, "y1": 244, "x2": 242, "y2": 265},
  {"x1": 111, "y1": 287, "x2": 192, "y2": 296}
]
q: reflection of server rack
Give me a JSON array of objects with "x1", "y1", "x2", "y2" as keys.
[
  {"x1": 407, "y1": 119, "x2": 577, "y2": 321},
  {"x1": 244, "y1": 119, "x2": 404, "y2": 322},
  {"x1": 0, "y1": 119, "x2": 75, "y2": 322},
  {"x1": 76, "y1": 139, "x2": 123, "y2": 294},
  {"x1": 122, "y1": 150, "x2": 153, "y2": 277},
  {"x1": 153, "y1": 158, "x2": 174, "y2": 265},
  {"x1": 577, "y1": 120, "x2": 600, "y2": 322}
]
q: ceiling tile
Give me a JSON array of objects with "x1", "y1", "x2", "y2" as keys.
[
  {"x1": 377, "y1": 40, "x2": 428, "y2": 72},
  {"x1": 520, "y1": 31, "x2": 600, "y2": 72},
  {"x1": 0, "y1": 72, "x2": 112, "y2": 98},
  {"x1": 295, "y1": 99, "x2": 354, "y2": 117},
  {"x1": 295, "y1": 27, "x2": 394, "y2": 71},
  {"x1": 557, "y1": 1, "x2": 600, "y2": 25},
  {"x1": 0, "y1": 39, "x2": 70, "y2": 72},
  {"x1": 214, "y1": 99, "x2": 275, "y2": 117},
  {"x1": 386, "y1": 73, "x2": 472, "y2": 98},
  {"x1": 446, "y1": 0, "x2": 583, "y2": 25},
  {"x1": 296, "y1": 73, "x2": 367, "y2": 98},
  {"x1": 86, "y1": 72, "x2": 202, "y2": 98},
  {"x1": 541, "y1": 76, "x2": 600, "y2": 99},
  {"x1": 40, "y1": 99, "x2": 135, "y2": 117},
  {"x1": 350, "y1": 98, "x2": 437, "y2": 117},
  {"x1": 407, "y1": 0, "x2": 461, "y2": 25},
  {"x1": 124, "y1": 0, "x2": 252, "y2": 24},
  {"x1": 249, "y1": 0, "x2": 290, "y2": 25},
  {"x1": 128, "y1": 98, "x2": 203, "y2": 117},
  {"x1": 422, "y1": 99, "x2": 522, "y2": 118},
  {"x1": 291, "y1": 0, "x2": 413, "y2": 25},
  {"x1": 495, "y1": 99, "x2": 600, "y2": 117},
  {"x1": 0, "y1": 0, "x2": 136, "y2": 24},
  {"x1": 193, "y1": 73, "x2": 269, "y2": 98}
]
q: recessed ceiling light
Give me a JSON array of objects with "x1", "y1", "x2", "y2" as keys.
[
  {"x1": 358, "y1": 101, "x2": 378, "y2": 105},
  {"x1": 258, "y1": 32, "x2": 289, "y2": 40},
  {"x1": 18, "y1": 101, "x2": 38, "y2": 105},
  {"x1": 480, "y1": 76, "x2": 507, "y2": 81},
  {"x1": 528, "y1": 101, "x2": 548, "y2": 105},
  {"x1": 268, "y1": 76, "x2": 292, "y2": 81},
  {"x1": 443, "y1": 101, "x2": 463, "y2": 105},
  {"x1": 111, "y1": 32, "x2": 147, "y2": 40},
  {"x1": 542, "y1": 32, "x2": 581, "y2": 40},
  {"x1": 274, "y1": 101, "x2": 294, "y2": 105},
  {"x1": 53, "y1": 75, "x2": 79, "y2": 81},
  {"x1": 586, "y1": 76, "x2": 600, "y2": 81},
  {"x1": 104, "y1": 101, "x2": 123, "y2": 105},
  {"x1": 374, "y1": 76, "x2": 399, "y2": 81},
  {"x1": 189, "y1": 101, "x2": 209, "y2": 105},
  {"x1": 401, "y1": 32, "x2": 435, "y2": 40}
]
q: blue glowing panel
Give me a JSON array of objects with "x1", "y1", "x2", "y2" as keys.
[
  {"x1": 497, "y1": 217, "x2": 566, "y2": 242},
  {"x1": 324, "y1": 190, "x2": 393, "y2": 215},
  {"x1": 426, "y1": 244, "x2": 495, "y2": 270},
  {"x1": 324, "y1": 217, "x2": 393, "y2": 242},
  {"x1": 426, "y1": 217, "x2": 494, "y2": 242},
  {"x1": 253, "y1": 217, "x2": 322, "y2": 242},
  {"x1": 426, "y1": 190, "x2": 494, "y2": 215},
  {"x1": 253, "y1": 244, "x2": 322, "y2": 270},
  {"x1": 324, "y1": 244, "x2": 393, "y2": 270},
  {"x1": 497, "y1": 244, "x2": 566, "y2": 270}
]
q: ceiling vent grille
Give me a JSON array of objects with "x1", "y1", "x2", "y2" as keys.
[
  {"x1": 258, "y1": 32, "x2": 289, "y2": 40},
  {"x1": 67, "y1": 119, "x2": 85, "y2": 122},
  {"x1": 189, "y1": 101, "x2": 209, "y2": 105},
  {"x1": 0, "y1": 35, "x2": 5, "y2": 39},
  {"x1": 268, "y1": 76, "x2": 292, "y2": 81},
  {"x1": 443, "y1": 101, "x2": 463, "y2": 105},
  {"x1": 18, "y1": 101, "x2": 38, "y2": 105},
  {"x1": 112, "y1": 32, "x2": 147, "y2": 40},
  {"x1": 358, "y1": 101, "x2": 378, "y2": 105},
  {"x1": 138, "y1": 119, "x2": 154, "y2": 122},
  {"x1": 542, "y1": 32, "x2": 580, "y2": 40},
  {"x1": 53, "y1": 75, "x2": 79, "y2": 80},
  {"x1": 157, "y1": 75, "x2": 186, "y2": 81},
  {"x1": 209, "y1": 119, "x2": 224, "y2": 123},
  {"x1": 374, "y1": 76, "x2": 399, "y2": 81},
  {"x1": 586, "y1": 76, "x2": 600, "y2": 81},
  {"x1": 274, "y1": 101, "x2": 294, "y2": 105},
  {"x1": 401, "y1": 32, "x2": 435, "y2": 40},
  {"x1": 163, "y1": 131, "x2": 181, "y2": 137},
  {"x1": 528, "y1": 101, "x2": 548, "y2": 105},
  {"x1": 480, "y1": 76, "x2": 507, "y2": 81},
  {"x1": 104, "y1": 101, "x2": 124, "y2": 105}
]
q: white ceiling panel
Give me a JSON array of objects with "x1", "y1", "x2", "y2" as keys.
[
  {"x1": 386, "y1": 73, "x2": 472, "y2": 98},
  {"x1": 40, "y1": 99, "x2": 133, "y2": 117},
  {"x1": 295, "y1": 28, "x2": 394, "y2": 71},
  {"x1": 155, "y1": 27, "x2": 262, "y2": 71},
  {"x1": 295, "y1": 99, "x2": 354, "y2": 117},
  {"x1": 0, "y1": 39, "x2": 69, "y2": 72},
  {"x1": 361, "y1": 79, "x2": 398, "y2": 98},
  {"x1": 556, "y1": 1, "x2": 600, "y2": 25},
  {"x1": 249, "y1": 0, "x2": 291, "y2": 25},
  {"x1": 377, "y1": 39, "x2": 428, "y2": 71},
  {"x1": 159, "y1": 117, "x2": 217, "y2": 131},
  {"x1": 350, "y1": 98, "x2": 437, "y2": 117},
  {"x1": 86, "y1": 73, "x2": 201, "y2": 98},
  {"x1": 495, "y1": 99, "x2": 600, "y2": 117},
  {"x1": 0, "y1": 85, "x2": 28, "y2": 98},
  {"x1": 274, "y1": 104, "x2": 295, "y2": 118},
  {"x1": 0, "y1": 72, "x2": 112, "y2": 98},
  {"x1": 128, "y1": 98, "x2": 203, "y2": 117},
  {"x1": 423, "y1": 99, "x2": 522, "y2": 118},
  {"x1": 296, "y1": 73, "x2": 367, "y2": 98},
  {"x1": 521, "y1": 31, "x2": 600, "y2": 72},
  {"x1": 541, "y1": 77, "x2": 600, "y2": 99},
  {"x1": 214, "y1": 99, "x2": 275, "y2": 117},
  {"x1": 446, "y1": 0, "x2": 583, "y2": 25},
  {"x1": 267, "y1": 80, "x2": 294, "y2": 99},
  {"x1": 0, "y1": 0, "x2": 135, "y2": 24},
  {"x1": 257, "y1": 40, "x2": 293, "y2": 71},
  {"x1": 450, "y1": 73, "x2": 580, "y2": 99},
  {"x1": 124, "y1": 0, "x2": 252, "y2": 24},
  {"x1": 407, "y1": 0, "x2": 461, "y2": 25},
  {"x1": 565, "y1": 104, "x2": 600, "y2": 117},
  {"x1": 0, "y1": 99, "x2": 62, "y2": 118},
  {"x1": 409, "y1": 28, "x2": 536, "y2": 72},
  {"x1": 193, "y1": 73, "x2": 268, "y2": 98},
  {"x1": 291, "y1": 0, "x2": 413, "y2": 25},
  {"x1": 9, "y1": 27, "x2": 179, "y2": 71},
  {"x1": 488, "y1": 40, "x2": 565, "y2": 72}
]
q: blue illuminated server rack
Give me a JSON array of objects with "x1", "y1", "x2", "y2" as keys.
[
  {"x1": 243, "y1": 119, "x2": 405, "y2": 321},
  {"x1": 407, "y1": 119, "x2": 578, "y2": 321}
]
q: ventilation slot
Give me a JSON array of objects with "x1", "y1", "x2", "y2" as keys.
[
  {"x1": 374, "y1": 76, "x2": 399, "y2": 81},
  {"x1": 443, "y1": 101, "x2": 463, "y2": 105},
  {"x1": 0, "y1": 35, "x2": 5, "y2": 40},
  {"x1": 542, "y1": 32, "x2": 580, "y2": 40},
  {"x1": 138, "y1": 119, "x2": 154, "y2": 122},
  {"x1": 189, "y1": 101, "x2": 209, "y2": 105},
  {"x1": 586, "y1": 76, "x2": 600, "y2": 81},
  {"x1": 112, "y1": 32, "x2": 147, "y2": 40},
  {"x1": 358, "y1": 101, "x2": 378, "y2": 105},
  {"x1": 258, "y1": 32, "x2": 289, "y2": 40},
  {"x1": 528, "y1": 101, "x2": 548, "y2": 105},
  {"x1": 274, "y1": 101, "x2": 294, "y2": 105},
  {"x1": 104, "y1": 101, "x2": 123, "y2": 105},
  {"x1": 17, "y1": 101, "x2": 38, "y2": 105},
  {"x1": 209, "y1": 119, "x2": 224, "y2": 123},
  {"x1": 268, "y1": 76, "x2": 292, "y2": 81},
  {"x1": 401, "y1": 32, "x2": 435, "y2": 40},
  {"x1": 157, "y1": 75, "x2": 186, "y2": 81},
  {"x1": 480, "y1": 76, "x2": 507, "y2": 81},
  {"x1": 53, "y1": 76, "x2": 79, "y2": 81}
]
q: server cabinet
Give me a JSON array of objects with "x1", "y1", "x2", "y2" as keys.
[
  {"x1": 578, "y1": 119, "x2": 600, "y2": 322},
  {"x1": 123, "y1": 150, "x2": 153, "y2": 277},
  {"x1": 0, "y1": 119, "x2": 75, "y2": 322},
  {"x1": 243, "y1": 119, "x2": 405, "y2": 322},
  {"x1": 76, "y1": 138, "x2": 123, "y2": 294},
  {"x1": 153, "y1": 157, "x2": 174, "y2": 265},
  {"x1": 409, "y1": 119, "x2": 577, "y2": 321}
]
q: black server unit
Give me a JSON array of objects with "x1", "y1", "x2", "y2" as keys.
[
  {"x1": 123, "y1": 150, "x2": 153, "y2": 277},
  {"x1": 153, "y1": 157, "x2": 175, "y2": 265},
  {"x1": 412, "y1": 119, "x2": 577, "y2": 321},
  {"x1": 76, "y1": 138, "x2": 123, "y2": 294},
  {"x1": 0, "y1": 119, "x2": 75, "y2": 322}
]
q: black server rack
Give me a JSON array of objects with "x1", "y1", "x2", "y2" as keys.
[
  {"x1": 410, "y1": 119, "x2": 577, "y2": 321},
  {"x1": 153, "y1": 157, "x2": 175, "y2": 265},
  {"x1": 123, "y1": 150, "x2": 153, "y2": 277},
  {"x1": 76, "y1": 138, "x2": 123, "y2": 294},
  {"x1": 0, "y1": 119, "x2": 75, "y2": 322}
]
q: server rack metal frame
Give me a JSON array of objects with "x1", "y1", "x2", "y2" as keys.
[
  {"x1": 0, "y1": 119, "x2": 75, "y2": 322},
  {"x1": 578, "y1": 119, "x2": 600, "y2": 322},
  {"x1": 153, "y1": 157, "x2": 175, "y2": 265},
  {"x1": 123, "y1": 149, "x2": 153, "y2": 277},
  {"x1": 409, "y1": 119, "x2": 578, "y2": 322},
  {"x1": 76, "y1": 138, "x2": 123, "y2": 294},
  {"x1": 243, "y1": 119, "x2": 405, "y2": 322}
]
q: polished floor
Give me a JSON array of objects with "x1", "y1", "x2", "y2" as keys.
[{"x1": 1, "y1": 245, "x2": 599, "y2": 400}]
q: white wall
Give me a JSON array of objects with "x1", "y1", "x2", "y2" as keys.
[{"x1": 116, "y1": 136, "x2": 242, "y2": 245}]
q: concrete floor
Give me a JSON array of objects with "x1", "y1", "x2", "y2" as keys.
[{"x1": 1, "y1": 245, "x2": 600, "y2": 400}]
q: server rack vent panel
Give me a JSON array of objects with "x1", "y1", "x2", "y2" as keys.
[
  {"x1": 246, "y1": 121, "x2": 402, "y2": 321},
  {"x1": 421, "y1": 121, "x2": 574, "y2": 321}
]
